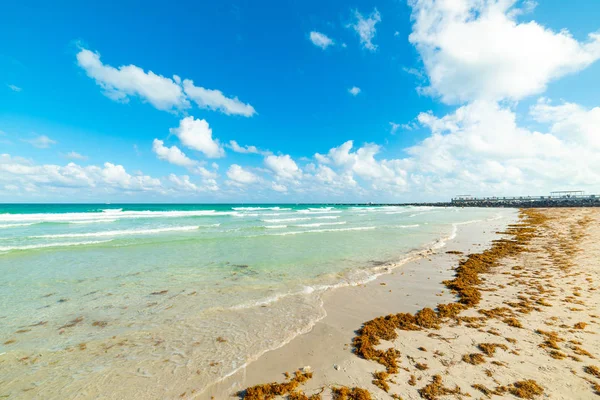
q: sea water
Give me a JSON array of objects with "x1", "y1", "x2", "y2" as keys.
[{"x1": 0, "y1": 204, "x2": 510, "y2": 397}]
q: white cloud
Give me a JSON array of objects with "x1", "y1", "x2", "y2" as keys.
[
  {"x1": 7, "y1": 84, "x2": 22, "y2": 92},
  {"x1": 229, "y1": 140, "x2": 258, "y2": 154},
  {"x1": 168, "y1": 174, "x2": 199, "y2": 192},
  {"x1": 348, "y1": 86, "x2": 361, "y2": 96},
  {"x1": 314, "y1": 153, "x2": 330, "y2": 165},
  {"x1": 23, "y1": 135, "x2": 56, "y2": 149},
  {"x1": 183, "y1": 79, "x2": 256, "y2": 117},
  {"x1": 405, "y1": 100, "x2": 600, "y2": 195},
  {"x1": 314, "y1": 164, "x2": 338, "y2": 183},
  {"x1": 226, "y1": 164, "x2": 258, "y2": 184},
  {"x1": 408, "y1": 0, "x2": 600, "y2": 103},
  {"x1": 349, "y1": 8, "x2": 381, "y2": 51},
  {"x1": 0, "y1": 154, "x2": 162, "y2": 194},
  {"x1": 272, "y1": 182, "x2": 288, "y2": 192},
  {"x1": 309, "y1": 31, "x2": 335, "y2": 49},
  {"x1": 152, "y1": 139, "x2": 217, "y2": 178},
  {"x1": 321, "y1": 140, "x2": 409, "y2": 189},
  {"x1": 169, "y1": 117, "x2": 225, "y2": 158},
  {"x1": 76, "y1": 48, "x2": 189, "y2": 112},
  {"x1": 530, "y1": 98, "x2": 600, "y2": 149},
  {"x1": 228, "y1": 140, "x2": 270, "y2": 155},
  {"x1": 390, "y1": 122, "x2": 401, "y2": 134},
  {"x1": 264, "y1": 154, "x2": 301, "y2": 180},
  {"x1": 152, "y1": 139, "x2": 197, "y2": 168},
  {"x1": 65, "y1": 151, "x2": 88, "y2": 160}
]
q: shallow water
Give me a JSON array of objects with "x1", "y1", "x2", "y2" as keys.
[{"x1": 0, "y1": 204, "x2": 508, "y2": 397}]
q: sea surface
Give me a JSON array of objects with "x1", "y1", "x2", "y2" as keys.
[{"x1": 0, "y1": 204, "x2": 509, "y2": 396}]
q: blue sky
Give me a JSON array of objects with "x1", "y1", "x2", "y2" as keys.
[{"x1": 1, "y1": 0, "x2": 600, "y2": 202}]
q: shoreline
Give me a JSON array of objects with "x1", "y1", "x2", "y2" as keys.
[
  {"x1": 222, "y1": 208, "x2": 600, "y2": 400},
  {"x1": 207, "y1": 209, "x2": 519, "y2": 398}
]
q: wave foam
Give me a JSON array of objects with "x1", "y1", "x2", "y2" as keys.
[
  {"x1": 0, "y1": 240, "x2": 113, "y2": 252},
  {"x1": 0, "y1": 223, "x2": 36, "y2": 229},
  {"x1": 295, "y1": 221, "x2": 347, "y2": 228},
  {"x1": 0, "y1": 210, "x2": 236, "y2": 224},
  {"x1": 30, "y1": 225, "x2": 201, "y2": 239},
  {"x1": 68, "y1": 219, "x2": 118, "y2": 224},
  {"x1": 262, "y1": 217, "x2": 312, "y2": 223},
  {"x1": 297, "y1": 210, "x2": 342, "y2": 214},
  {"x1": 270, "y1": 226, "x2": 376, "y2": 236},
  {"x1": 232, "y1": 207, "x2": 291, "y2": 211}
]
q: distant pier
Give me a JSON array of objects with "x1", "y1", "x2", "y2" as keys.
[
  {"x1": 447, "y1": 191, "x2": 600, "y2": 208},
  {"x1": 356, "y1": 191, "x2": 600, "y2": 208}
]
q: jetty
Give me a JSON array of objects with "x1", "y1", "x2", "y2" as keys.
[{"x1": 448, "y1": 191, "x2": 600, "y2": 208}]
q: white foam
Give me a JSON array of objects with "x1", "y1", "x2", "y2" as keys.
[
  {"x1": 295, "y1": 221, "x2": 347, "y2": 228},
  {"x1": 101, "y1": 208, "x2": 123, "y2": 213},
  {"x1": 264, "y1": 225, "x2": 287, "y2": 229},
  {"x1": 297, "y1": 210, "x2": 342, "y2": 214},
  {"x1": 0, "y1": 223, "x2": 35, "y2": 229},
  {"x1": 269, "y1": 226, "x2": 376, "y2": 236},
  {"x1": 232, "y1": 207, "x2": 291, "y2": 211},
  {"x1": 262, "y1": 215, "x2": 340, "y2": 223},
  {"x1": 0, "y1": 240, "x2": 113, "y2": 252},
  {"x1": 0, "y1": 210, "x2": 236, "y2": 223},
  {"x1": 409, "y1": 210, "x2": 440, "y2": 218},
  {"x1": 262, "y1": 217, "x2": 312, "y2": 223},
  {"x1": 30, "y1": 225, "x2": 201, "y2": 239},
  {"x1": 68, "y1": 219, "x2": 118, "y2": 224}
]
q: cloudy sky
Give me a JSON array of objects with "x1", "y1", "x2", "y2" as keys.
[{"x1": 1, "y1": 0, "x2": 599, "y2": 202}]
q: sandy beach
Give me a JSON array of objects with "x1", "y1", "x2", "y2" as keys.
[{"x1": 211, "y1": 208, "x2": 600, "y2": 399}]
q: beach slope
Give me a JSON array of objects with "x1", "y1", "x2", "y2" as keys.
[{"x1": 230, "y1": 208, "x2": 600, "y2": 399}]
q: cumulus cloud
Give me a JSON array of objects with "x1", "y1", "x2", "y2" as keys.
[
  {"x1": 0, "y1": 154, "x2": 162, "y2": 194},
  {"x1": 348, "y1": 86, "x2": 361, "y2": 96},
  {"x1": 183, "y1": 79, "x2": 256, "y2": 117},
  {"x1": 349, "y1": 8, "x2": 381, "y2": 51},
  {"x1": 76, "y1": 48, "x2": 189, "y2": 112},
  {"x1": 152, "y1": 139, "x2": 197, "y2": 168},
  {"x1": 152, "y1": 138, "x2": 218, "y2": 179},
  {"x1": 530, "y1": 98, "x2": 600, "y2": 149},
  {"x1": 76, "y1": 47, "x2": 256, "y2": 116},
  {"x1": 309, "y1": 31, "x2": 335, "y2": 49},
  {"x1": 169, "y1": 117, "x2": 225, "y2": 158},
  {"x1": 408, "y1": 0, "x2": 600, "y2": 103},
  {"x1": 0, "y1": 154, "x2": 225, "y2": 199},
  {"x1": 23, "y1": 135, "x2": 56, "y2": 149},
  {"x1": 405, "y1": 100, "x2": 600, "y2": 195},
  {"x1": 228, "y1": 140, "x2": 270, "y2": 155},
  {"x1": 168, "y1": 174, "x2": 199, "y2": 192},
  {"x1": 319, "y1": 141, "x2": 409, "y2": 189},
  {"x1": 264, "y1": 154, "x2": 302, "y2": 180},
  {"x1": 226, "y1": 164, "x2": 258, "y2": 184}
]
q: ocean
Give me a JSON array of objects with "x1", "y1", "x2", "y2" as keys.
[{"x1": 0, "y1": 204, "x2": 510, "y2": 396}]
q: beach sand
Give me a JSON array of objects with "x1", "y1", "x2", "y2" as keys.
[{"x1": 211, "y1": 208, "x2": 600, "y2": 399}]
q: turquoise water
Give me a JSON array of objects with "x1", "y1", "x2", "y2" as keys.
[{"x1": 0, "y1": 204, "x2": 507, "y2": 396}]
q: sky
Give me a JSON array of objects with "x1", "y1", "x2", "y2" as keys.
[{"x1": 1, "y1": 0, "x2": 599, "y2": 203}]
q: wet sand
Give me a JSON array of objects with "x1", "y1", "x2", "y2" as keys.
[
  {"x1": 208, "y1": 212, "x2": 518, "y2": 398},
  {"x1": 211, "y1": 208, "x2": 600, "y2": 399}
]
